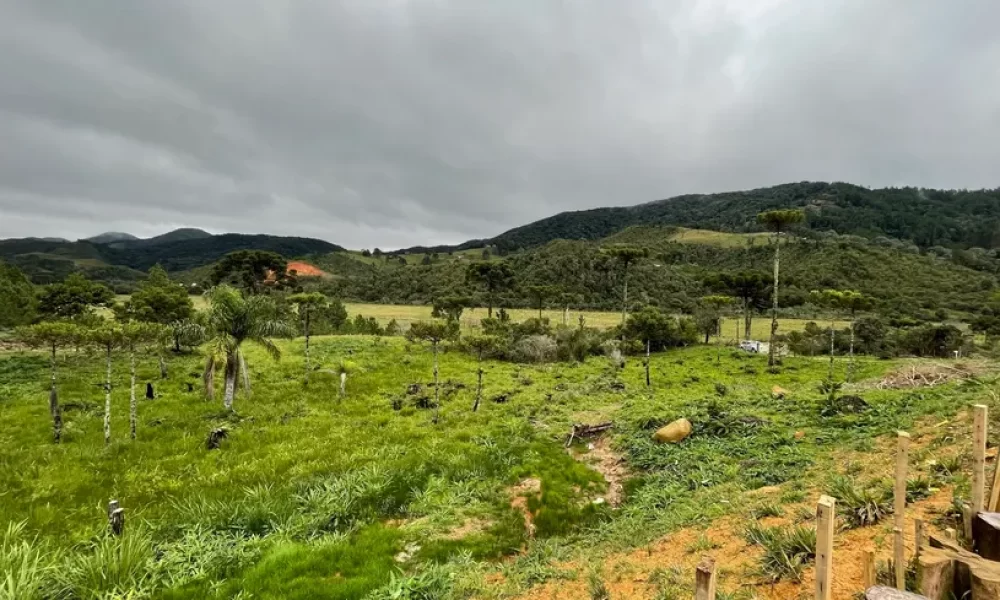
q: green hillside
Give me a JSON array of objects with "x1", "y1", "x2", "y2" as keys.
[
  {"x1": 310, "y1": 225, "x2": 995, "y2": 320},
  {"x1": 423, "y1": 182, "x2": 1000, "y2": 253}
]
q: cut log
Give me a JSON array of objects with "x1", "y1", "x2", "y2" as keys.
[
  {"x1": 973, "y1": 512, "x2": 1000, "y2": 561},
  {"x1": 926, "y1": 536, "x2": 1000, "y2": 599},
  {"x1": 972, "y1": 567, "x2": 1000, "y2": 599},
  {"x1": 863, "y1": 586, "x2": 927, "y2": 599},
  {"x1": 918, "y1": 549, "x2": 953, "y2": 600}
]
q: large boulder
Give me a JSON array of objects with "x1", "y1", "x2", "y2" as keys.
[{"x1": 653, "y1": 418, "x2": 692, "y2": 444}]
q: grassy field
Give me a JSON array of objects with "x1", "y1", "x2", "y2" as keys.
[
  {"x1": 115, "y1": 294, "x2": 848, "y2": 339},
  {"x1": 0, "y1": 330, "x2": 990, "y2": 599},
  {"x1": 344, "y1": 302, "x2": 848, "y2": 338}
]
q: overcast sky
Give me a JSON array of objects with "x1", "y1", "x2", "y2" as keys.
[{"x1": 1, "y1": 1, "x2": 998, "y2": 249}]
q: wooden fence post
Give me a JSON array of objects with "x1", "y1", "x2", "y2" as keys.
[
  {"x1": 894, "y1": 431, "x2": 910, "y2": 590},
  {"x1": 973, "y1": 405, "x2": 987, "y2": 516},
  {"x1": 816, "y1": 495, "x2": 836, "y2": 600},
  {"x1": 990, "y1": 449, "x2": 1000, "y2": 512},
  {"x1": 915, "y1": 519, "x2": 924, "y2": 559},
  {"x1": 108, "y1": 499, "x2": 124, "y2": 536},
  {"x1": 694, "y1": 556, "x2": 717, "y2": 600},
  {"x1": 863, "y1": 547, "x2": 876, "y2": 591}
]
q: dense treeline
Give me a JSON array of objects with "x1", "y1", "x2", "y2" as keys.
[
  {"x1": 410, "y1": 182, "x2": 1000, "y2": 254},
  {"x1": 314, "y1": 229, "x2": 995, "y2": 321}
]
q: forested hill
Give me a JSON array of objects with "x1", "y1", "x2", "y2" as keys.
[
  {"x1": 423, "y1": 182, "x2": 1000, "y2": 254},
  {"x1": 319, "y1": 226, "x2": 998, "y2": 321},
  {"x1": 0, "y1": 231, "x2": 341, "y2": 286}
]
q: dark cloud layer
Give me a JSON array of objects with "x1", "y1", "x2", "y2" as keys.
[{"x1": 1, "y1": 1, "x2": 998, "y2": 248}]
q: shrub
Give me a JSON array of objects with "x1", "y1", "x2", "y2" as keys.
[{"x1": 511, "y1": 335, "x2": 558, "y2": 364}]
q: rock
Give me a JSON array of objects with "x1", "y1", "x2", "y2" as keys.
[
  {"x1": 654, "y1": 418, "x2": 692, "y2": 443},
  {"x1": 771, "y1": 385, "x2": 789, "y2": 399}
]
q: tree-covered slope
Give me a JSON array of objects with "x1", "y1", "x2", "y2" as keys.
[
  {"x1": 319, "y1": 226, "x2": 996, "y2": 319},
  {"x1": 439, "y1": 182, "x2": 1000, "y2": 253}
]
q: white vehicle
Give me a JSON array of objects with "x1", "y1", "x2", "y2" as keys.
[{"x1": 739, "y1": 340, "x2": 763, "y2": 353}]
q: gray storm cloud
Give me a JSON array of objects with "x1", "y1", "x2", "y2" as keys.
[{"x1": 1, "y1": 0, "x2": 998, "y2": 248}]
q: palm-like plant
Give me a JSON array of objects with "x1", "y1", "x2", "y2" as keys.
[{"x1": 202, "y1": 286, "x2": 294, "y2": 411}]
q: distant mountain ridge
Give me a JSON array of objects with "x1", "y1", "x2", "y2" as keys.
[
  {"x1": 0, "y1": 228, "x2": 342, "y2": 285},
  {"x1": 407, "y1": 181, "x2": 1000, "y2": 254},
  {"x1": 85, "y1": 232, "x2": 140, "y2": 244}
]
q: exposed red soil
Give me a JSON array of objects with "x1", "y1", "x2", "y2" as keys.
[{"x1": 286, "y1": 261, "x2": 327, "y2": 277}]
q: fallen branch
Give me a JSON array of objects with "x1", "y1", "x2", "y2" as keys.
[{"x1": 565, "y1": 421, "x2": 613, "y2": 447}]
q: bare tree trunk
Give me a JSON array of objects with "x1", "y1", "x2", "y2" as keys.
[
  {"x1": 129, "y1": 350, "x2": 137, "y2": 440},
  {"x1": 303, "y1": 310, "x2": 311, "y2": 386},
  {"x1": 645, "y1": 339, "x2": 651, "y2": 387},
  {"x1": 104, "y1": 345, "x2": 112, "y2": 447},
  {"x1": 49, "y1": 344, "x2": 62, "y2": 444},
  {"x1": 848, "y1": 317, "x2": 856, "y2": 382},
  {"x1": 473, "y1": 359, "x2": 483, "y2": 412},
  {"x1": 339, "y1": 372, "x2": 346, "y2": 397},
  {"x1": 223, "y1": 354, "x2": 237, "y2": 411},
  {"x1": 159, "y1": 356, "x2": 167, "y2": 379},
  {"x1": 621, "y1": 267, "x2": 629, "y2": 328},
  {"x1": 744, "y1": 302, "x2": 752, "y2": 340},
  {"x1": 563, "y1": 305, "x2": 568, "y2": 326},
  {"x1": 828, "y1": 320, "x2": 836, "y2": 381},
  {"x1": 432, "y1": 342, "x2": 440, "y2": 423},
  {"x1": 768, "y1": 236, "x2": 780, "y2": 366}
]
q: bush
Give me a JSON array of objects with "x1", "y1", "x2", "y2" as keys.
[{"x1": 511, "y1": 335, "x2": 558, "y2": 364}]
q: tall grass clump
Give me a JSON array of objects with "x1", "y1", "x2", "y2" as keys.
[
  {"x1": 1, "y1": 522, "x2": 53, "y2": 600},
  {"x1": 54, "y1": 531, "x2": 157, "y2": 599},
  {"x1": 743, "y1": 523, "x2": 816, "y2": 582},
  {"x1": 827, "y1": 475, "x2": 891, "y2": 528}
]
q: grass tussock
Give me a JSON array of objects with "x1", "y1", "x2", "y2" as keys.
[
  {"x1": 827, "y1": 475, "x2": 892, "y2": 529},
  {"x1": 743, "y1": 523, "x2": 816, "y2": 582}
]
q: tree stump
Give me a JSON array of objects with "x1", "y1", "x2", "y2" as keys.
[
  {"x1": 146, "y1": 383, "x2": 154, "y2": 400},
  {"x1": 206, "y1": 427, "x2": 228, "y2": 450},
  {"x1": 918, "y1": 550, "x2": 954, "y2": 599},
  {"x1": 973, "y1": 512, "x2": 1000, "y2": 561},
  {"x1": 108, "y1": 500, "x2": 124, "y2": 536}
]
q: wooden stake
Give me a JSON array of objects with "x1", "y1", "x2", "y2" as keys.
[
  {"x1": 894, "y1": 431, "x2": 910, "y2": 590},
  {"x1": 962, "y1": 503, "x2": 973, "y2": 544},
  {"x1": 990, "y1": 450, "x2": 1000, "y2": 512},
  {"x1": 694, "y1": 556, "x2": 717, "y2": 600},
  {"x1": 862, "y1": 548, "x2": 876, "y2": 591},
  {"x1": 973, "y1": 405, "x2": 987, "y2": 516},
  {"x1": 915, "y1": 519, "x2": 924, "y2": 559},
  {"x1": 816, "y1": 495, "x2": 836, "y2": 600}
]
